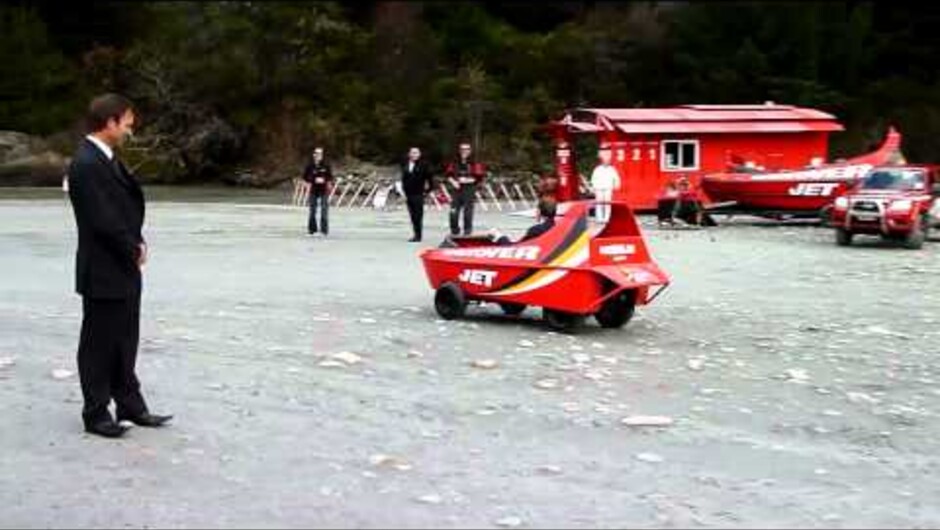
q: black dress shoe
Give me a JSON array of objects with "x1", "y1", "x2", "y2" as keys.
[
  {"x1": 117, "y1": 412, "x2": 173, "y2": 428},
  {"x1": 408, "y1": 237, "x2": 421, "y2": 242},
  {"x1": 85, "y1": 420, "x2": 129, "y2": 438}
]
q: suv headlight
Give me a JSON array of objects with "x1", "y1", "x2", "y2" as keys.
[
  {"x1": 834, "y1": 196, "x2": 849, "y2": 209},
  {"x1": 888, "y1": 199, "x2": 913, "y2": 212}
]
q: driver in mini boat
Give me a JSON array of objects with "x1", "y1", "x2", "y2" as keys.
[{"x1": 490, "y1": 197, "x2": 557, "y2": 245}]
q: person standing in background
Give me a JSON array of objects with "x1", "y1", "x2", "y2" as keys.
[
  {"x1": 401, "y1": 147, "x2": 434, "y2": 242},
  {"x1": 590, "y1": 143, "x2": 621, "y2": 223},
  {"x1": 302, "y1": 146, "x2": 333, "y2": 237},
  {"x1": 444, "y1": 141, "x2": 486, "y2": 236}
]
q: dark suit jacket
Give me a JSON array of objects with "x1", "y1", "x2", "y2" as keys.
[
  {"x1": 67, "y1": 138, "x2": 145, "y2": 299},
  {"x1": 401, "y1": 159, "x2": 434, "y2": 197},
  {"x1": 521, "y1": 219, "x2": 555, "y2": 242}
]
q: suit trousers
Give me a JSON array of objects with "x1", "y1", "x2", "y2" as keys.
[
  {"x1": 78, "y1": 293, "x2": 147, "y2": 424},
  {"x1": 406, "y1": 195, "x2": 425, "y2": 240}
]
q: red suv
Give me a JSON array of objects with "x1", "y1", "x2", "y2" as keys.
[{"x1": 831, "y1": 165, "x2": 939, "y2": 249}]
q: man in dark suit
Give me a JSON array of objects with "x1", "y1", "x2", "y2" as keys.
[
  {"x1": 401, "y1": 146, "x2": 434, "y2": 242},
  {"x1": 66, "y1": 93, "x2": 172, "y2": 438}
]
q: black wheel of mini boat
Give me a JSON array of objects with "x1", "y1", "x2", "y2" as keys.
[
  {"x1": 543, "y1": 308, "x2": 584, "y2": 332},
  {"x1": 835, "y1": 227, "x2": 853, "y2": 246},
  {"x1": 499, "y1": 302, "x2": 527, "y2": 316},
  {"x1": 595, "y1": 290, "x2": 637, "y2": 329},
  {"x1": 435, "y1": 282, "x2": 466, "y2": 320},
  {"x1": 818, "y1": 205, "x2": 833, "y2": 226}
]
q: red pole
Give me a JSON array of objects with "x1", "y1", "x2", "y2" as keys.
[{"x1": 553, "y1": 126, "x2": 578, "y2": 202}]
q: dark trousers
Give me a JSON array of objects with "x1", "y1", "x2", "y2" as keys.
[
  {"x1": 657, "y1": 198, "x2": 678, "y2": 223},
  {"x1": 406, "y1": 194, "x2": 425, "y2": 240},
  {"x1": 308, "y1": 193, "x2": 329, "y2": 234},
  {"x1": 78, "y1": 294, "x2": 147, "y2": 424},
  {"x1": 449, "y1": 185, "x2": 476, "y2": 235}
]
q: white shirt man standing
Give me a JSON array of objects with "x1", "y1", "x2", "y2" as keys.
[
  {"x1": 66, "y1": 93, "x2": 172, "y2": 438},
  {"x1": 590, "y1": 144, "x2": 621, "y2": 222}
]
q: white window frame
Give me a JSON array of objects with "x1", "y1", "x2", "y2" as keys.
[{"x1": 660, "y1": 140, "x2": 700, "y2": 172}]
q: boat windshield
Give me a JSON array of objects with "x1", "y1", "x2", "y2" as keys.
[{"x1": 859, "y1": 168, "x2": 926, "y2": 191}]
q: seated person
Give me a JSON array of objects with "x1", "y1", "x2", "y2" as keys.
[
  {"x1": 675, "y1": 177, "x2": 700, "y2": 224},
  {"x1": 657, "y1": 180, "x2": 680, "y2": 225},
  {"x1": 491, "y1": 198, "x2": 557, "y2": 245},
  {"x1": 675, "y1": 177, "x2": 717, "y2": 227}
]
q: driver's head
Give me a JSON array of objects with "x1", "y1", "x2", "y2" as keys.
[{"x1": 538, "y1": 197, "x2": 557, "y2": 221}]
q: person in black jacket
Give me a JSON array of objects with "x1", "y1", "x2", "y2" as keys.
[
  {"x1": 66, "y1": 94, "x2": 172, "y2": 438},
  {"x1": 401, "y1": 147, "x2": 434, "y2": 242},
  {"x1": 302, "y1": 146, "x2": 333, "y2": 236},
  {"x1": 492, "y1": 197, "x2": 557, "y2": 245},
  {"x1": 520, "y1": 197, "x2": 558, "y2": 241}
]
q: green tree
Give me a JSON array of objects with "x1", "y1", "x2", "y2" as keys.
[{"x1": 0, "y1": 6, "x2": 84, "y2": 134}]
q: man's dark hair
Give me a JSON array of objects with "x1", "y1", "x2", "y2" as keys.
[
  {"x1": 538, "y1": 197, "x2": 557, "y2": 219},
  {"x1": 86, "y1": 93, "x2": 134, "y2": 133}
]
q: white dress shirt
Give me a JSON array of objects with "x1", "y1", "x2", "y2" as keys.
[
  {"x1": 590, "y1": 164, "x2": 621, "y2": 191},
  {"x1": 85, "y1": 135, "x2": 113, "y2": 160}
]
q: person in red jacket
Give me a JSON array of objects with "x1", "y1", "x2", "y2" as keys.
[
  {"x1": 301, "y1": 146, "x2": 333, "y2": 236},
  {"x1": 657, "y1": 179, "x2": 680, "y2": 226},
  {"x1": 675, "y1": 176, "x2": 717, "y2": 227},
  {"x1": 444, "y1": 141, "x2": 486, "y2": 235}
]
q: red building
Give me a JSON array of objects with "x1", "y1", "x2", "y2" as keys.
[{"x1": 548, "y1": 103, "x2": 845, "y2": 209}]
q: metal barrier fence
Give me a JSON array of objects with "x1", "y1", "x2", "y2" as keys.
[{"x1": 289, "y1": 173, "x2": 591, "y2": 212}]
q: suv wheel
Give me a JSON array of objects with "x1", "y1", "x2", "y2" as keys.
[
  {"x1": 903, "y1": 215, "x2": 928, "y2": 250},
  {"x1": 835, "y1": 227, "x2": 853, "y2": 246}
]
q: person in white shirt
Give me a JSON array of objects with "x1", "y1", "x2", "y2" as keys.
[
  {"x1": 66, "y1": 93, "x2": 172, "y2": 438},
  {"x1": 590, "y1": 144, "x2": 621, "y2": 222}
]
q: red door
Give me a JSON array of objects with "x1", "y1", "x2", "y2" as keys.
[{"x1": 638, "y1": 141, "x2": 660, "y2": 209}]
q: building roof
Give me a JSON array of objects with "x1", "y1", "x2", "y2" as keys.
[{"x1": 556, "y1": 104, "x2": 844, "y2": 134}]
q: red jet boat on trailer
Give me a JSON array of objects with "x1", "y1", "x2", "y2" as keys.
[
  {"x1": 419, "y1": 201, "x2": 670, "y2": 332},
  {"x1": 700, "y1": 127, "x2": 904, "y2": 220},
  {"x1": 544, "y1": 104, "x2": 907, "y2": 222}
]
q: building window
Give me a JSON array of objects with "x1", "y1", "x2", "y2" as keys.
[{"x1": 661, "y1": 140, "x2": 699, "y2": 171}]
